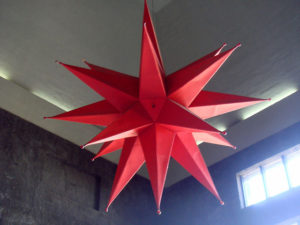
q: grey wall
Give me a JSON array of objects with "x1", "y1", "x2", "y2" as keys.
[
  {"x1": 157, "y1": 122, "x2": 300, "y2": 225},
  {"x1": 0, "y1": 108, "x2": 155, "y2": 225}
]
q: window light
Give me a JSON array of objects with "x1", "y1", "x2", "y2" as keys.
[
  {"x1": 242, "y1": 169, "x2": 266, "y2": 206},
  {"x1": 286, "y1": 151, "x2": 300, "y2": 187},
  {"x1": 237, "y1": 144, "x2": 300, "y2": 208},
  {"x1": 263, "y1": 159, "x2": 289, "y2": 197}
]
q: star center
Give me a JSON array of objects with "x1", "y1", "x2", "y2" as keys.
[{"x1": 140, "y1": 98, "x2": 167, "y2": 121}]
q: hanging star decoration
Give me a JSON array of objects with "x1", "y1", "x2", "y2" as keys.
[{"x1": 45, "y1": 0, "x2": 267, "y2": 214}]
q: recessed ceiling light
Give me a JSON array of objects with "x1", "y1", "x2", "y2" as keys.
[
  {"x1": 0, "y1": 71, "x2": 10, "y2": 80},
  {"x1": 31, "y1": 90, "x2": 73, "y2": 112},
  {"x1": 214, "y1": 124, "x2": 227, "y2": 132},
  {"x1": 241, "y1": 87, "x2": 298, "y2": 120}
]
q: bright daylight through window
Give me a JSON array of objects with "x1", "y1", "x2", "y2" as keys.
[{"x1": 237, "y1": 144, "x2": 300, "y2": 207}]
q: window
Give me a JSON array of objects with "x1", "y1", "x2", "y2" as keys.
[
  {"x1": 286, "y1": 151, "x2": 300, "y2": 187},
  {"x1": 264, "y1": 159, "x2": 289, "y2": 197},
  {"x1": 237, "y1": 144, "x2": 300, "y2": 208},
  {"x1": 241, "y1": 168, "x2": 266, "y2": 206}
]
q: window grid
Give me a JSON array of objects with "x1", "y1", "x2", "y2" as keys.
[
  {"x1": 240, "y1": 175, "x2": 246, "y2": 207},
  {"x1": 237, "y1": 144, "x2": 300, "y2": 208},
  {"x1": 259, "y1": 166, "x2": 269, "y2": 198},
  {"x1": 282, "y1": 155, "x2": 292, "y2": 189}
]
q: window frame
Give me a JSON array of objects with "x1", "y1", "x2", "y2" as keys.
[{"x1": 236, "y1": 144, "x2": 300, "y2": 208}]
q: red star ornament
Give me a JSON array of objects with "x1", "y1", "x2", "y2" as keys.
[{"x1": 46, "y1": 0, "x2": 267, "y2": 214}]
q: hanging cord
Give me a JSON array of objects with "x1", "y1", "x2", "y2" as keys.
[{"x1": 152, "y1": 0, "x2": 155, "y2": 24}]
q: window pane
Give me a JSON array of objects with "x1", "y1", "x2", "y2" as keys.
[
  {"x1": 242, "y1": 169, "x2": 266, "y2": 206},
  {"x1": 263, "y1": 159, "x2": 289, "y2": 197},
  {"x1": 286, "y1": 151, "x2": 300, "y2": 187}
]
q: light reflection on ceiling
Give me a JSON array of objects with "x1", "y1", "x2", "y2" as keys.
[
  {"x1": 240, "y1": 87, "x2": 298, "y2": 120},
  {"x1": 31, "y1": 90, "x2": 72, "y2": 112}
]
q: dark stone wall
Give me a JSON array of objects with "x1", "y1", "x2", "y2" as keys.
[
  {"x1": 2, "y1": 107, "x2": 300, "y2": 225},
  {"x1": 157, "y1": 122, "x2": 300, "y2": 225},
  {"x1": 0, "y1": 108, "x2": 154, "y2": 225}
]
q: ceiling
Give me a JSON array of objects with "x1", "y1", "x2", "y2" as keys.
[{"x1": 0, "y1": 0, "x2": 300, "y2": 187}]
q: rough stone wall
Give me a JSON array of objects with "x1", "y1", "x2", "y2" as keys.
[
  {"x1": 4, "y1": 106, "x2": 300, "y2": 225},
  {"x1": 0, "y1": 108, "x2": 154, "y2": 225}
]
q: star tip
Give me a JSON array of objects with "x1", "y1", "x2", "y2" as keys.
[
  {"x1": 80, "y1": 145, "x2": 85, "y2": 150},
  {"x1": 222, "y1": 43, "x2": 227, "y2": 47},
  {"x1": 82, "y1": 58, "x2": 87, "y2": 63},
  {"x1": 220, "y1": 201, "x2": 225, "y2": 205},
  {"x1": 157, "y1": 209, "x2": 162, "y2": 215},
  {"x1": 91, "y1": 158, "x2": 95, "y2": 162},
  {"x1": 105, "y1": 207, "x2": 109, "y2": 213},
  {"x1": 55, "y1": 60, "x2": 62, "y2": 65},
  {"x1": 233, "y1": 146, "x2": 237, "y2": 150},
  {"x1": 43, "y1": 116, "x2": 48, "y2": 120},
  {"x1": 221, "y1": 131, "x2": 227, "y2": 136},
  {"x1": 236, "y1": 43, "x2": 242, "y2": 48},
  {"x1": 267, "y1": 98, "x2": 272, "y2": 101},
  {"x1": 144, "y1": 0, "x2": 149, "y2": 7}
]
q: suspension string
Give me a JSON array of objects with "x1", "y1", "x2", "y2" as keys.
[{"x1": 152, "y1": 0, "x2": 155, "y2": 24}]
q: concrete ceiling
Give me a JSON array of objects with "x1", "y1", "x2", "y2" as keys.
[{"x1": 0, "y1": 0, "x2": 300, "y2": 187}]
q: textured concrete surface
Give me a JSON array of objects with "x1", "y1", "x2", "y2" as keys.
[{"x1": 0, "y1": 108, "x2": 155, "y2": 225}]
